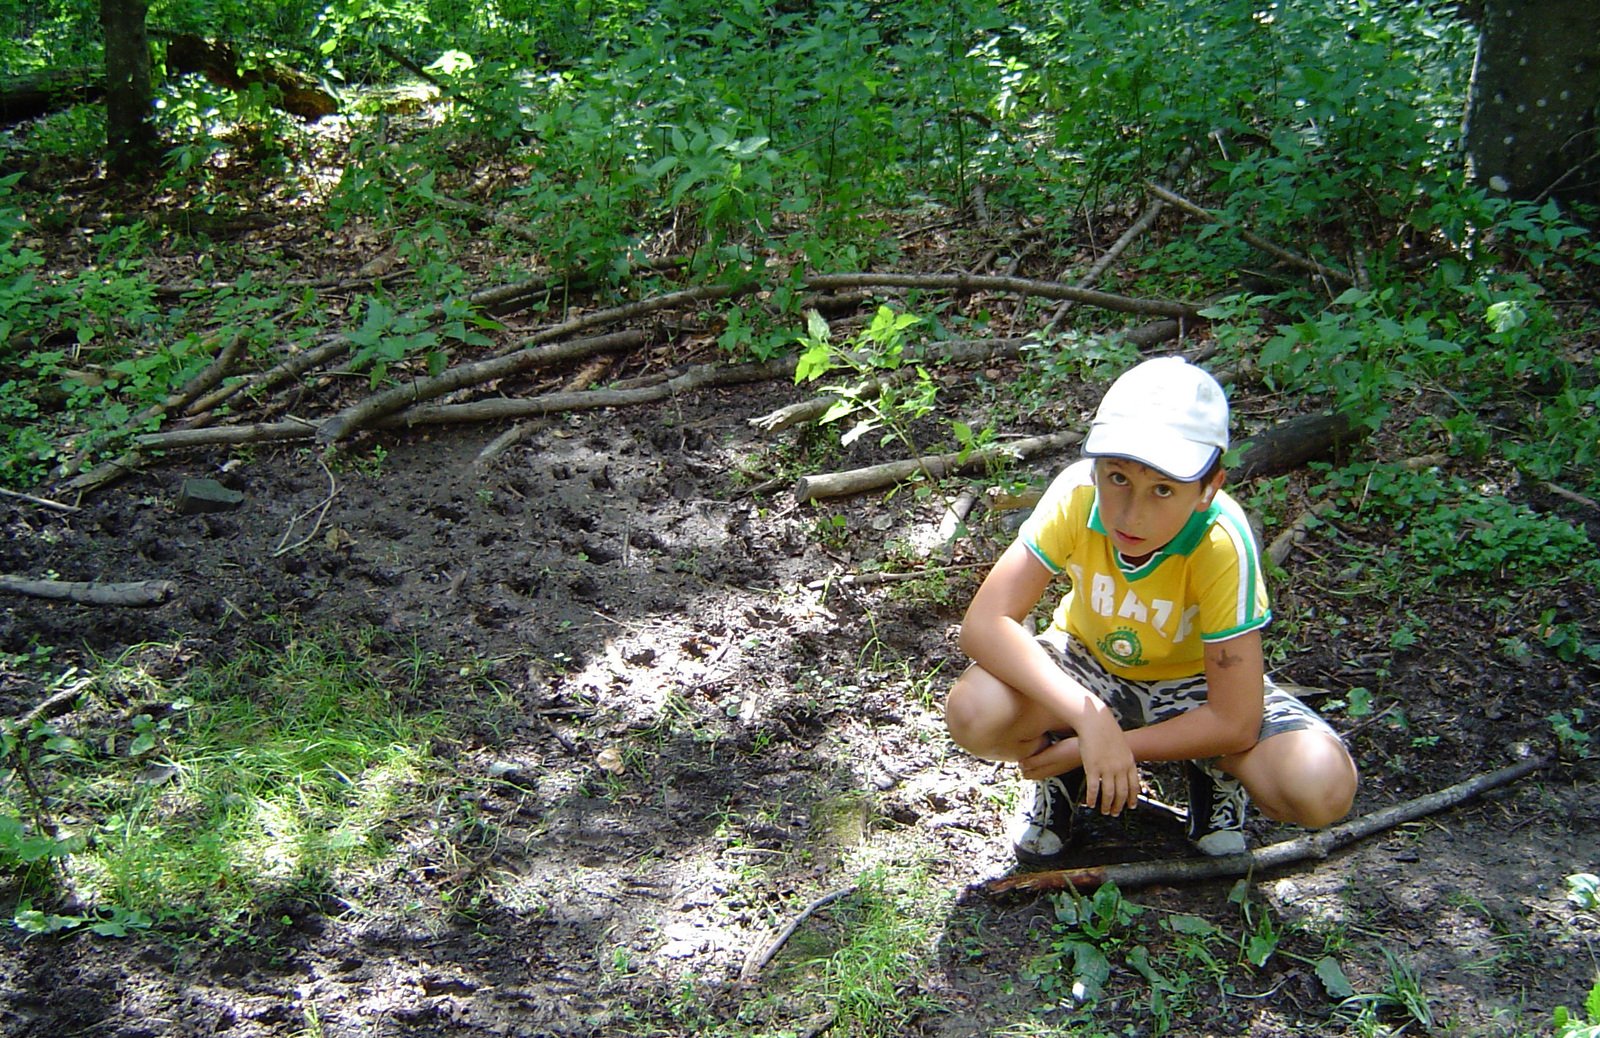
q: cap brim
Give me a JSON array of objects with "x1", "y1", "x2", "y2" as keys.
[{"x1": 1084, "y1": 426, "x2": 1219, "y2": 482}]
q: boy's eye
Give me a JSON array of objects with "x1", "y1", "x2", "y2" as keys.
[
  {"x1": 1108, "y1": 471, "x2": 1129, "y2": 485},
  {"x1": 1153, "y1": 484, "x2": 1173, "y2": 498}
]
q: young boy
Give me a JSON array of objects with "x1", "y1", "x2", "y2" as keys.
[{"x1": 945, "y1": 357, "x2": 1357, "y2": 864}]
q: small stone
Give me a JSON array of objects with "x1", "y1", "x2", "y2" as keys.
[{"x1": 176, "y1": 478, "x2": 244, "y2": 515}]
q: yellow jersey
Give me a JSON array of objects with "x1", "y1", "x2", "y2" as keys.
[{"x1": 1019, "y1": 460, "x2": 1270, "y2": 680}]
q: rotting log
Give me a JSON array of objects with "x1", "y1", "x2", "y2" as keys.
[
  {"x1": 0, "y1": 574, "x2": 175, "y2": 607},
  {"x1": 1231, "y1": 412, "x2": 1365, "y2": 483},
  {"x1": 0, "y1": 68, "x2": 102, "y2": 124},
  {"x1": 984, "y1": 754, "x2": 1551, "y2": 896},
  {"x1": 165, "y1": 33, "x2": 337, "y2": 119}
]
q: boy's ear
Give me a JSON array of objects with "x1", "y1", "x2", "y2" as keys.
[{"x1": 1197, "y1": 469, "x2": 1226, "y2": 509}]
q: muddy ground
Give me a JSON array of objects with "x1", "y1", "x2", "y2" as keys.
[{"x1": 2, "y1": 354, "x2": 1597, "y2": 1036}]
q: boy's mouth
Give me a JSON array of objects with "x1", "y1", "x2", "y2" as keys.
[{"x1": 1114, "y1": 529, "x2": 1145, "y2": 548}]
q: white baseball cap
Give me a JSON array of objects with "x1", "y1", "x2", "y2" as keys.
[{"x1": 1082, "y1": 357, "x2": 1229, "y2": 481}]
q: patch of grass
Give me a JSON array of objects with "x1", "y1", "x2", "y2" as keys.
[
  {"x1": 770, "y1": 862, "x2": 948, "y2": 1037},
  {"x1": 1338, "y1": 947, "x2": 1435, "y2": 1035},
  {"x1": 0, "y1": 629, "x2": 450, "y2": 932}
]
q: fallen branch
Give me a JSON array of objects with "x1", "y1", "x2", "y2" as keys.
[
  {"x1": 392, "y1": 356, "x2": 795, "y2": 427},
  {"x1": 15, "y1": 674, "x2": 96, "y2": 729},
  {"x1": 316, "y1": 329, "x2": 647, "y2": 444},
  {"x1": 179, "y1": 267, "x2": 634, "y2": 421},
  {"x1": 0, "y1": 575, "x2": 175, "y2": 608},
  {"x1": 133, "y1": 356, "x2": 796, "y2": 453},
  {"x1": 52, "y1": 333, "x2": 245, "y2": 480},
  {"x1": 165, "y1": 33, "x2": 337, "y2": 119},
  {"x1": 741, "y1": 886, "x2": 858, "y2": 981},
  {"x1": 803, "y1": 272, "x2": 1201, "y2": 319},
  {"x1": 984, "y1": 754, "x2": 1551, "y2": 896},
  {"x1": 1543, "y1": 480, "x2": 1600, "y2": 513},
  {"x1": 1142, "y1": 183, "x2": 1353, "y2": 288},
  {"x1": 489, "y1": 281, "x2": 756, "y2": 358},
  {"x1": 794, "y1": 430, "x2": 1083, "y2": 503},
  {"x1": 0, "y1": 488, "x2": 79, "y2": 513},
  {"x1": 473, "y1": 356, "x2": 613, "y2": 469}
]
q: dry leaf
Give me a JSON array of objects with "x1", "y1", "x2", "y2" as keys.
[{"x1": 597, "y1": 745, "x2": 626, "y2": 775}]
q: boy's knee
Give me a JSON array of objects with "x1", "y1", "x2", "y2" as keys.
[
  {"x1": 1285, "y1": 767, "x2": 1357, "y2": 829},
  {"x1": 943, "y1": 670, "x2": 1023, "y2": 759},
  {"x1": 943, "y1": 679, "x2": 993, "y2": 751}
]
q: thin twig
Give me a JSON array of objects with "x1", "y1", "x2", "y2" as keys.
[
  {"x1": 0, "y1": 488, "x2": 79, "y2": 513},
  {"x1": 1543, "y1": 480, "x2": 1600, "y2": 512},
  {"x1": 805, "y1": 561, "x2": 991, "y2": 590},
  {"x1": 271, "y1": 456, "x2": 339, "y2": 557},
  {"x1": 802, "y1": 272, "x2": 1201, "y2": 319},
  {"x1": 741, "y1": 886, "x2": 858, "y2": 981}
]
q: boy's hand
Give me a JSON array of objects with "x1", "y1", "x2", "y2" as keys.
[{"x1": 1019, "y1": 725, "x2": 1140, "y2": 816}]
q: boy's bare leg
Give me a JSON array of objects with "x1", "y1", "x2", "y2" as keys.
[
  {"x1": 1220, "y1": 728, "x2": 1357, "y2": 829},
  {"x1": 944, "y1": 663, "x2": 1062, "y2": 763}
]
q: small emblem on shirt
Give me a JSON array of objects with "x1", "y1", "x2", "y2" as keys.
[{"x1": 1098, "y1": 628, "x2": 1147, "y2": 667}]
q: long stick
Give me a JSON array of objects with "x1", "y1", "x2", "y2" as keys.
[
  {"x1": 985, "y1": 755, "x2": 1551, "y2": 895},
  {"x1": 803, "y1": 272, "x2": 1199, "y2": 319},
  {"x1": 793, "y1": 431, "x2": 1083, "y2": 503},
  {"x1": 0, "y1": 575, "x2": 175, "y2": 607},
  {"x1": 315, "y1": 330, "x2": 646, "y2": 444}
]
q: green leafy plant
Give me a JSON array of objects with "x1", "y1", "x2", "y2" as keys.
[
  {"x1": 1568, "y1": 872, "x2": 1600, "y2": 913},
  {"x1": 1550, "y1": 710, "x2": 1594, "y2": 760},
  {"x1": 1554, "y1": 981, "x2": 1600, "y2": 1038}
]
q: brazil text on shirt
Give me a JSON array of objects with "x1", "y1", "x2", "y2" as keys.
[{"x1": 1018, "y1": 460, "x2": 1270, "y2": 680}]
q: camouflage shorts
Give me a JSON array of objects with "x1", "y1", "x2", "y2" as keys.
[{"x1": 1036, "y1": 629, "x2": 1339, "y2": 745}]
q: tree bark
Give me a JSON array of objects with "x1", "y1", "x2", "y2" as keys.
[
  {"x1": 100, "y1": 0, "x2": 156, "y2": 174},
  {"x1": 1230, "y1": 412, "x2": 1364, "y2": 483},
  {"x1": 1465, "y1": 0, "x2": 1600, "y2": 202}
]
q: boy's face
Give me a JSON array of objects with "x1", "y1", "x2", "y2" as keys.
[{"x1": 1092, "y1": 458, "x2": 1222, "y2": 561}]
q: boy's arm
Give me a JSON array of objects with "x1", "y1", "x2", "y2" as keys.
[{"x1": 960, "y1": 538, "x2": 1139, "y2": 812}]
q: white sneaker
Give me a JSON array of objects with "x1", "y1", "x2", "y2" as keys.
[
  {"x1": 1185, "y1": 761, "x2": 1249, "y2": 856},
  {"x1": 1009, "y1": 770, "x2": 1086, "y2": 867}
]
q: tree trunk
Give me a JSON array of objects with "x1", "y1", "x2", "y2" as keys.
[
  {"x1": 100, "y1": 0, "x2": 156, "y2": 174},
  {"x1": 1464, "y1": 0, "x2": 1600, "y2": 202}
]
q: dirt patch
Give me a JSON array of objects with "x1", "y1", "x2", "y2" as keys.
[{"x1": 2, "y1": 356, "x2": 1597, "y2": 1037}]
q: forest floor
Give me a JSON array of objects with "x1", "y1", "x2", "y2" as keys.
[{"x1": 1, "y1": 158, "x2": 1598, "y2": 1037}]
